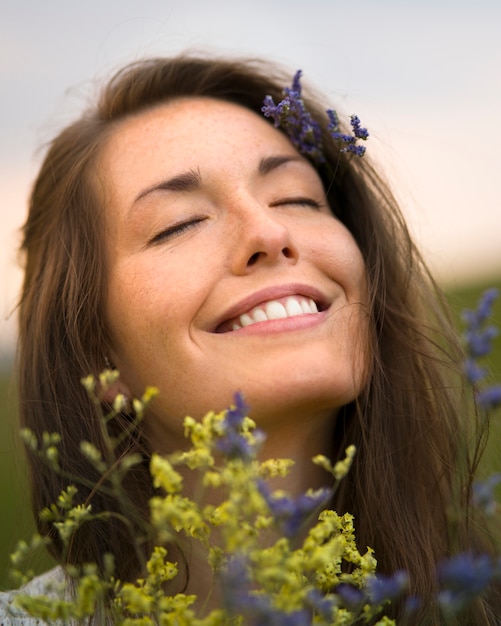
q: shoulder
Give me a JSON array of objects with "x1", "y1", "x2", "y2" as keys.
[{"x1": 0, "y1": 567, "x2": 68, "y2": 625}]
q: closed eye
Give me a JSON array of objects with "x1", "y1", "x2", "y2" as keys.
[
  {"x1": 149, "y1": 217, "x2": 207, "y2": 245},
  {"x1": 270, "y1": 197, "x2": 323, "y2": 210}
]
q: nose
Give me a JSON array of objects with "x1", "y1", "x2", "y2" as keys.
[{"x1": 229, "y1": 201, "x2": 300, "y2": 274}]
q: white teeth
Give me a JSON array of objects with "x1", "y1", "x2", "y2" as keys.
[
  {"x1": 285, "y1": 297, "x2": 303, "y2": 317},
  {"x1": 235, "y1": 296, "x2": 319, "y2": 329},
  {"x1": 300, "y1": 300, "x2": 310, "y2": 314},
  {"x1": 253, "y1": 308, "x2": 268, "y2": 322},
  {"x1": 265, "y1": 301, "x2": 287, "y2": 320},
  {"x1": 240, "y1": 313, "x2": 254, "y2": 327}
]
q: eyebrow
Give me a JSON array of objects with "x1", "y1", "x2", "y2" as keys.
[
  {"x1": 258, "y1": 154, "x2": 303, "y2": 175},
  {"x1": 132, "y1": 154, "x2": 304, "y2": 207},
  {"x1": 133, "y1": 168, "x2": 202, "y2": 204}
]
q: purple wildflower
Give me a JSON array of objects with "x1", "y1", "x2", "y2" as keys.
[
  {"x1": 477, "y1": 384, "x2": 501, "y2": 410},
  {"x1": 257, "y1": 479, "x2": 330, "y2": 538},
  {"x1": 463, "y1": 288, "x2": 499, "y2": 364},
  {"x1": 220, "y1": 555, "x2": 252, "y2": 613},
  {"x1": 437, "y1": 553, "x2": 500, "y2": 615},
  {"x1": 463, "y1": 358, "x2": 487, "y2": 385},
  {"x1": 215, "y1": 392, "x2": 264, "y2": 461},
  {"x1": 262, "y1": 70, "x2": 324, "y2": 164},
  {"x1": 336, "y1": 583, "x2": 365, "y2": 610},
  {"x1": 366, "y1": 571, "x2": 409, "y2": 605},
  {"x1": 327, "y1": 110, "x2": 368, "y2": 157},
  {"x1": 463, "y1": 288, "x2": 499, "y2": 327},
  {"x1": 350, "y1": 115, "x2": 369, "y2": 140},
  {"x1": 305, "y1": 589, "x2": 335, "y2": 621},
  {"x1": 262, "y1": 71, "x2": 369, "y2": 163},
  {"x1": 465, "y1": 324, "x2": 498, "y2": 360},
  {"x1": 221, "y1": 557, "x2": 312, "y2": 625},
  {"x1": 472, "y1": 473, "x2": 501, "y2": 515},
  {"x1": 461, "y1": 288, "x2": 501, "y2": 411}
]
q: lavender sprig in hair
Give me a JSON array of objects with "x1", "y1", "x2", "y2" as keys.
[
  {"x1": 262, "y1": 70, "x2": 324, "y2": 163},
  {"x1": 262, "y1": 70, "x2": 369, "y2": 164},
  {"x1": 327, "y1": 111, "x2": 369, "y2": 157}
]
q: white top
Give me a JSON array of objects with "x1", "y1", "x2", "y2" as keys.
[{"x1": 0, "y1": 567, "x2": 69, "y2": 625}]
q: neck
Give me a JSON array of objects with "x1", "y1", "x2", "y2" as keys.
[
  {"x1": 258, "y1": 407, "x2": 336, "y2": 495},
  {"x1": 171, "y1": 407, "x2": 337, "y2": 614}
]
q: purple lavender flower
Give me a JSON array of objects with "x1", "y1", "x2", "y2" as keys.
[
  {"x1": 437, "y1": 553, "x2": 500, "y2": 615},
  {"x1": 215, "y1": 392, "x2": 264, "y2": 461},
  {"x1": 262, "y1": 70, "x2": 324, "y2": 164},
  {"x1": 463, "y1": 358, "x2": 487, "y2": 385},
  {"x1": 219, "y1": 555, "x2": 257, "y2": 615},
  {"x1": 472, "y1": 473, "x2": 501, "y2": 515},
  {"x1": 350, "y1": 115, "x2": 369, "y2": 140},
  {"x1": 465, "y1": 324, "x2": 499, "y2": 360},
  {"x1": 221, "y1": 557, "x2": 312, "y2": 625},
  {"x1": 335, "y1": 583, "x2": 365, "y2": 610},
  {"x1": 327, "y1": 110, "x2": 369, "y2": 157},
  {"x1": 337, "y1": 572, "x2": 409, "y2": 614},
  {"x1": 463, "y1": 288, "x2": 499, "y2": 326},
  {"x1": 463, "y1": 288, "x2": 499, "y2": 363},
  {"x1": 462, "y1": 288, "x2": 501, "y2": 411},
  {"x1": 262, "y1": 71, "x2": 369, "y2": 164},
  {"x1": 477, "y1": 384, "x2": 501, "y2": 410},
  {"x1": 366, "y1": 571, "x2": 409, "y2": 605},
  {"x1": 305, "y1": 589, "x2": 335, "y2": 621},
  {"x1": 257, "y1": 479, "x2": 330, "y2": 538}
]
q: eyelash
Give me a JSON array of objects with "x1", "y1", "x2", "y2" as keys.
[
  {"x1": 149, "y1": 217, "x2": 206, "y2": 245},
  {"x1": 272, "y1": 197, "x2": 323, "y2": 210}
]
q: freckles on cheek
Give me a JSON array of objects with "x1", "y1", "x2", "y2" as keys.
[{"x1": 106, "y1": 267, "x2": 145, "y2": 337}]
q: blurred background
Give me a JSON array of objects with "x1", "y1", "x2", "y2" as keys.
[{"x1": 1, "y1": 0, "x2": 500, "y2": 588}]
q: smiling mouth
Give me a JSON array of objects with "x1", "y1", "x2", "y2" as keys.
[{"x1": 216, "y1": 296, "x2": 321, "y2": 333}]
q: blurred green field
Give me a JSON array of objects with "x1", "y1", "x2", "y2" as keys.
[{"x1": 0, "y1": 279, "x2": 500, "y2": 591}]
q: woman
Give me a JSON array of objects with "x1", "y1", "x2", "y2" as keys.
[{"x1": 4, "y1": 54, "x2": 499, "y2": 623}]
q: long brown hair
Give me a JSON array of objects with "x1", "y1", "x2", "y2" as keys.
[{"x1": 17, "y1": 54, "x2": 499, "y2": 622}]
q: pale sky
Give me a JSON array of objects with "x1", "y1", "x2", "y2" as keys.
[{"x1": 1, "y1": 0, "x2": 501, "y2": 354}]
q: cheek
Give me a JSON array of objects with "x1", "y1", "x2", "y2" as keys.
[
  {"x1": 105, "y1": 250, "x2": 213, "y2": 367},
  {"x1": 105, "y1": 256, "x2": 162, "y2": 366},
  {"x1": 314, "y1": 228, "x2": 367, "y2": 299},
  {"x1": 325, "y1": 229, "x2": 370, "y2": 389}
]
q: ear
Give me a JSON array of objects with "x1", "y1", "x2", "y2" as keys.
[{"x1": 101, "y1": 376, "x2": 132, "y2": 405}]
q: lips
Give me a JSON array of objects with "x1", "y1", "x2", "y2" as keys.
[{"x1": 214, "y1": 285, "x2": 329, "y2": 333}]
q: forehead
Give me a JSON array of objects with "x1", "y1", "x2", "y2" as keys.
[{"x1": 103, "y1": 97, "x2": 295, "y2": 160}]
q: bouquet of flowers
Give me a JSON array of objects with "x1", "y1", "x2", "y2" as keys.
[{"x1": 9, "y1": 378, "x2": 398, "y2": 625}]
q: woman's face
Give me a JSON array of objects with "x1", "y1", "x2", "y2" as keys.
[{"x1": 100, "y1": 97, "x2": 369, "y2": 443}]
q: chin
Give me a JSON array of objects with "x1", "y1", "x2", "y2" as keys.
[{"x1": 234, "y1": 370, "x2": 361, "y2": 428}]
